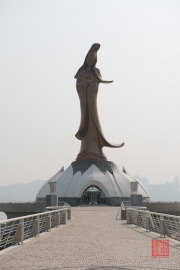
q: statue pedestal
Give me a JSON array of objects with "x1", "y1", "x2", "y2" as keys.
[{"x1": 71, "y1": 160, "x2": 114, "y2": 176}]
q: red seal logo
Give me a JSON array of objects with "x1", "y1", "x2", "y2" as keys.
[{"x1": 152, "y1": 239, "x2": 169, "y2": 258}]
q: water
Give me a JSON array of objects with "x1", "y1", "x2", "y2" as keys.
[{"x1": 0, "y1": 212, "x2": 7, "y2": 221}]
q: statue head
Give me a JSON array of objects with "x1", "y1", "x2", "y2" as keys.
[
  {"x1": 74, "y1": 43, "x2": 113, "y2": 84},
  {"x1": 85, "y1": 43, "x2": 100, "y2": 67},
  {"x1": 86, "y1": 53, "x2": 96, "y2": 67},
  {"x1": 74, "y1": 43, "x2": 100, "y2": 77}
]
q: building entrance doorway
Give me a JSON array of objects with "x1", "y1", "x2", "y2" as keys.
[{"x1": 80, "y1": 185, "x2": 106, "y2": 205}]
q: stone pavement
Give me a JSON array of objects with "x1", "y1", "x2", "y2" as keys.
[{"x1": 0, "y1": 206, "x2": 180, "y2": 270}]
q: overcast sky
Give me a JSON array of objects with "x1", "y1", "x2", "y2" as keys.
[{"x1": 0, "y1": 0, "x2": 180, "y2": 186}]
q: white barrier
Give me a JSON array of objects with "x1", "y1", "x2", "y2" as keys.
[
  {"x1": 0, "y1": 208, "x2": 69, "y2": 250},
  {"x1": 126, "y1": 207, "x2": 180, "y2": 240}
]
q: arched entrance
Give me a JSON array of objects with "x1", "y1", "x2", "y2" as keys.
[{"x1": 80, "y1": 185, "x2": 107, "y2": 205}]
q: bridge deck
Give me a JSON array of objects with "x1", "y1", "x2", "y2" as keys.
[{"x1": 0, "y1": 206, "x2": 180, "y2": 270}]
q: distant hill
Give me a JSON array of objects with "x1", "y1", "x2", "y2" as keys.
[
  {"x1": 134, "y1": 175, "x2": 180, "y2": 201},
  {"x1": 0, "y1": 180, "x2": 46, "y2": 202}
]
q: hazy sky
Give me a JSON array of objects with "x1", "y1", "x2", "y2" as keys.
[{"x1": 1, "y1": 0, "x2": 180, "y2": 186}]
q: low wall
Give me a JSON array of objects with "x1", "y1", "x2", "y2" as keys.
[
  {"x1": 143, "y1": 201, "x2": 180, "y2": 215},
  {"x1": 0, "y1": 202, "x2": 46, "y2": 219},
  {"x1": 36, "y1": 197, "x2": 131, "y2": 206}
]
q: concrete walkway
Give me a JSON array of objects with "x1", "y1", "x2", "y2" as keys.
[{"x1": 0, "y1": 206, "x2": 180, "y2": 270}]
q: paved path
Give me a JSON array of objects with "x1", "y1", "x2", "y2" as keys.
[{"x1": 0, "y1": 206, "x2": 180, "y2": 270}]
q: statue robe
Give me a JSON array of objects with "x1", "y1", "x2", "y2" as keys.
[{"x1": 75, "y1": 67, "x2": 124, "y2": 160}]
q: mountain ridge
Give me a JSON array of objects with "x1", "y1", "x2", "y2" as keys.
[{"x1": 0, "y1": 180, "x2": 46, "y2": 202}]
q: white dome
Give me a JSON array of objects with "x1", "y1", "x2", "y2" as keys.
[{"x1": 36, "y1": 162, "x2": 150, "y2": 205}]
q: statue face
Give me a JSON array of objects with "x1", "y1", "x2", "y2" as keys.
[{"x1": 86, "y1": 54, "x2": 96, "y2": 67}]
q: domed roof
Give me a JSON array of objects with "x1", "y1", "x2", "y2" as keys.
[
  {"x1": 36, "y1": 166, "x2": 64, "y2": 198},
  {"x1": 36, "y1": 163, "x2": 150, "y2": 201}
]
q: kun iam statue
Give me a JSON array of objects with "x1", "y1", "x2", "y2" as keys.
[{"x1": 75, "y1": 43, "x2": 124, "y2": 161}]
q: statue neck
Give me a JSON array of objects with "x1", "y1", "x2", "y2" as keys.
[{"x1": 86, "y1": 66, "x2": 91, "y2": 70}]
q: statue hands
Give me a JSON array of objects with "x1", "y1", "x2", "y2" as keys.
[
  {"x1": 83, "y1": 79, "x2": 91, "y2": 88},
  {"x1": 77, "y1": 77, "x2": 91, "y2": 88}
]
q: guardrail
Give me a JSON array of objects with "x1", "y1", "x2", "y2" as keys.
[
  {"x1": 126, "y1": 207, "x2": 180, "y2": 241},
  {"x1": 121, "y1": 201, "x2": 131, "y2": 210},
  {"x1": 116, "y1": 201, "x2": 131, "y2": 220},
  {"x1": 46, "y1": 206, "x2": 71, "y2": 220},
  {"x1": 0, "y1": 208, "x2": 70, "y2": 251}
]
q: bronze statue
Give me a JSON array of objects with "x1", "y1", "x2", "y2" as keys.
[{"x1": 75, "y1": 43, "x2": 124, "y2": 161}]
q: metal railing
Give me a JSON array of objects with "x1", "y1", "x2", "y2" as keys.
[
  {"x1": 116, "y1": 201, "x2": 131, "y2": 220},
  {"x1": 0, "y1": 208, "x2": 70, "y2": 250},
  {"x1": 126, "y1": 207, "x2": 180, "y2": 241},
  {"x1": 121, "y1": 201, "x2": 131, "y2": 210}
]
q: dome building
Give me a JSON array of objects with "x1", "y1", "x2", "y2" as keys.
[{"x1": 36, "y1": 161, "x2": 150, "y2": 206}]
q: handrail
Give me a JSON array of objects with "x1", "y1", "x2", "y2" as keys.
[
  {"x1": 0, "y1": 207, "x2": 71, "y2": 251},
  {"x1": 127, "y1": 207, "x2": 180, "y2": 218},
  {"x1": 144, "y1": 201, "x2": 180, "y2": 203},
  {"x1": 121, "y1": 201, "x2": 131, "y2": 210},
  {"x1": 46, "y1": 206, "x2": 71, "y2": 210},
  {"x1": 0, "y1": 208, "x2": 68, "y2": 224},
  {"x1": 46, "y1": 206, "x2": 71, "y2": 220},
  {"x1": 126, "y1": 207, "x2": 180, "y2": 241}
]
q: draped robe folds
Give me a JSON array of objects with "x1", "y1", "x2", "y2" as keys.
[{"x1": 75, "y1": 68, "x2": 124, "y2": 161}]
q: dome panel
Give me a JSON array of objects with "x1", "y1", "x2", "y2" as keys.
[
  {"x1": 56, "y1": 165, "x2": 73, "y2": 197},
  {"x1": 73, "y1": 164, "x2": 112, "y2": 197},
  {"x1": 65, "y1": 171, "x2": 81, "y2": 197},
  {"x1": 105, "y1": 171, "x2": 122, "y2": 197},
  {"x1": 113, "y1": 165, "x2": 131, "y2": 197},
  {"x1": 36, "y1": 167, "x2": 64, "y2": 198}
]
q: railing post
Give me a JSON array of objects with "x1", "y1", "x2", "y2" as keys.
[
  {"x1": 160, "y1": 215, "x2": 168, "y2": 237},
  {"x1": 45, "y1": 213, "x2": 51, "y2": 231},
  {"x1": 61, "y1": 210, "x2": 67, "y2": 225},
  {"x1": 126, "y1": 209, "x2": 133, "y2": 224},
  {"x1": 146, "y1": 215, "x2": 149, "y2": 231},
  {"x1": 135, "y1": 211, "x2": 141, "y2": 227},
  {"x1": 13, "y1": 219, "x2": 24, "y2": 245},
  {"x1": 32, "y1": 217, "x2": 40, "y2": 236},
  {"x1": 54, "y1": 212, "x2": 60, "y2": 227},
  {"x1": 67, "y1": 208, "x2": 71, "y2": 220},
  {"x1": 160, "y1": 216, "x2": 163, "y2": 237},
  {"x1": 146, "y1": 214, "x2": 155, "y2": 231},
  {"x1": 126, "y1": 209, "x2": 130, "y2": 223}
]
